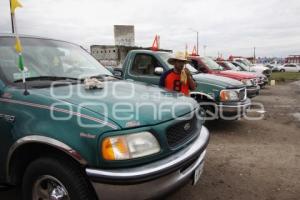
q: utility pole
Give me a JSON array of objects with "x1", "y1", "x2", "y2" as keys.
[
  {"x1": 253, "y1": 47, "x2": 256, "y2": 64},
  {"x1": 9, "y1": 0, "x2": 15, "y2": 33}
]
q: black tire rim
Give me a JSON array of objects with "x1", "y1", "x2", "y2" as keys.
[{"x1": 32, "y1": 175, "x2": 70, "y2": 200}]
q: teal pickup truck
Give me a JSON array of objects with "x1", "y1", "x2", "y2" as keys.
[
  {"x1": 117, "y1": 50, "x2": 251, "y2": 119},
  {"x1": 0, "y1": 35, "x2": 209, "y2": 200}
]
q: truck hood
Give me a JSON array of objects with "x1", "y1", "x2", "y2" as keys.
[
  {"x1": 192, "y1": 73, "x2": 244, "y2": 89},
  {"x1": 36, "y1": 80, "x2": 198, "y2": 128},
  {"x1": 250, "y1": 64, "x2": 269, "y2": 73},
  {"x1": 218, "y1": 70, "x2": 256, "y2": 80}
]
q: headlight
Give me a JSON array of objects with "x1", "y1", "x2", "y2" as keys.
[
  {"x1": 220, "y1": 90, "x2": 239, "y2": 101},
  {"x1": 241, "y1": 79, "x2": 253, "y2": 86},
  {"x1": 102, "y1": 132, "x2": 160, "y2": 160}
]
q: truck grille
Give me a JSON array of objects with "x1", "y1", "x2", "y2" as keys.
[
  {"x1": 166, "y1": 114, "x2": 198, "y2": 148},
  {"x1": 263, "y1": 69, "x2": 271, "y2": 77},
  {"x1": 239, "y1": 88, "x2": 246, "y2": 100}
]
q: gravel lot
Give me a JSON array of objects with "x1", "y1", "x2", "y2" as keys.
[
  {"x1": 1, "y1": 81, "x2": 300, "y2": 200},
  {"x1": 168, "y1": 80, "x2": 300, "y2": 200}
]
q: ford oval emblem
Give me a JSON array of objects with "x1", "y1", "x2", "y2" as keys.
[{"x1": 184, "y1": 123, "x2": 191, "y2": 131}]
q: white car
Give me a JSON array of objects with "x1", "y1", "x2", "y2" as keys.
[
  {"x1": 277, "y1": 63, "x2": 300, "y2": 72},
  {"x1": 233, "y1": 58, "x2": 272, "y2": 77}
]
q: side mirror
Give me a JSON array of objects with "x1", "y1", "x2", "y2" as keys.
[
  {"x1": 106, "y1": 66, "x2": 114, "y2": 74},
  {"x1": 113, "y1": 68, "x2": 123, "y2": 78},
  {"x1": 154, "y1": 67, "x2": 164, "y2": 75},
  {"x1": 200, "y1": 67, "x2": 208, "y2": 73}
]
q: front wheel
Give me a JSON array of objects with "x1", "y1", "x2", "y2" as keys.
[
  {"x1": 22, "y1": 157, "x2": 96, "y2": 200},
  {"x1": 280, "y1": 69, "x2": 285, "y2": 72}
]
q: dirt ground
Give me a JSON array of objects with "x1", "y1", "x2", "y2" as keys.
[
  {"x1": 167, "y1": 80, "x2": 300, "y2": 200},
  {"x1": 1, "y1": 81, "x2": 300, "y2": 200}
]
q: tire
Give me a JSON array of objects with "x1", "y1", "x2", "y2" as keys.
[
  {"x1": 22, "y1": 157, "x2": 96, "y2": 200},
  {"x1": 280, "y1": 69, "x2": 285, "y2": 72}
]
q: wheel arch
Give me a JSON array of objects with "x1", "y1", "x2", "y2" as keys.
[
  {"x1": 6, "y1": 135, "x2": 88, "y2": 185},
  {"x1": 190, "y1": 92, "x2": 215, "y2": 103}
]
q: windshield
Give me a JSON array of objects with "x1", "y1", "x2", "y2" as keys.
[
  {"x1": 0, "y1": 37, "x2": 111, "y2": 83},
  {"x1": 158, "y1": 52, "x2": 198, "y2": 74},
  {"x1": 236, "y1": 58, "x2": 253, "y2": 67},
  {"x1": 224, "y1": 61, "x2": 240, "y2": 70},
  {"x1": 201, "y1": 57, "x2": 223, "y2": 70},
  {"x1": 233, "y1": 61, "x2": 248, "y2": 71}
]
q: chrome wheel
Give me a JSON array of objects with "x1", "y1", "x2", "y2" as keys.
[{"x1": 32, "y1": 175, "x2": 70, "y2": 200}]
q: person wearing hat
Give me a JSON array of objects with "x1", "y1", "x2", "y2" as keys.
[{"x1": 159, "y1": 52, "x2": 196, "y2": 96}]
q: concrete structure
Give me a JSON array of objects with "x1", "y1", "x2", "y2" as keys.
[
  {"x1": 114, "y1": 25, "x2": 135, "y2": 46},
  {"x1": 91, "y1": 45, "x2": 172, "y2": 67},
  {"x1": 91, "y1": 25, "x2": 171, "y2": 67}
]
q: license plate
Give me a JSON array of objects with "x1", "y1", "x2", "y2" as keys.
[{"x1": 193, "y1": 162, "x2": 204, "y2": 185}]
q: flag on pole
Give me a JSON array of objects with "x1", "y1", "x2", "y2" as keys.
[
  {"x1": 15, "y1": 37, "x2": 23, "y2": 53},
  {"x1": 191, "y1": 45, "x2": 197, "y2": 56},
  {"x1": 151, "y1": 35, "x2": 159, "y2": 51},
  {"x1": 10, "y1": 0, "x2": 22, "y2": 14},
  {"x1": 10, "y1": 0, "x2": 28, "y2": 94},
  {"x1": 18, "y1": 53, "x2": 24, "y2": 71}
]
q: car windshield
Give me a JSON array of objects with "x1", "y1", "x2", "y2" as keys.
[
  {"x1": 158, "y1": 52, "x2": 199, "y2": 74},
  {"x1": 0, "y1": 37, "x2": 112, "y2": 83},
  {"x1": 224, "y1": 61, "x2": 240, "y2": 70},
  {"x1": 237, "y1": 58, "x2": 253, "y2": 67},
  {"x1": 201, "y1": 57, "x2": 224, "y2": 70},
  {"x1": 234, "y1": 61, "x2": 248, "y2": 71}
]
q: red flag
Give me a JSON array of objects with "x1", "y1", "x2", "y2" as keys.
[
  {"x1": 191, "y1": 45, "x2": 197, "y2": 56},
  {"x1": 151, "y1": 35, "x2": 159, "y2": 51}
]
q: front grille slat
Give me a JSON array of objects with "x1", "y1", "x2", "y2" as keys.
[
  {"x1": 238, "y1": 88, "x2": 246, "y2": 100},
  {"x1": 166, "y1": 115, "x2": 198, "y2": 148}
]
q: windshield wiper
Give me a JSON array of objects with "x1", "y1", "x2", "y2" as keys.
[
  {"x1": 14, "y1": 76, "x2": 83, "y2": 83},
  {"x1": 88, "y1": 74, "x2": 120, "y2": 80}
]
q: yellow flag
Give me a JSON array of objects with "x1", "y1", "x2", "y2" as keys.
[
  {"x1": 15, "y1": 38, "x2": 23, "y2": 53},
  {"x1": 10, "y1": 0, "x2": 22, "y2": 14}
]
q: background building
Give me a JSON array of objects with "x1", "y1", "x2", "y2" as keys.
[
  {"x1": 285, "y1": 55, "x2": 300, "y2": 64},
  {"x1": 114, "y1": 25, "x2": 135, "y2": 46},
  {"x1": 91, "y1": 25, "x2": 171, "y2": 67},
  {"x1": 91, "y1": 45, "x2": 172, "y2": 67}
]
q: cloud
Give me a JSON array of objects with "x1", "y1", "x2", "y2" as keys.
[{"x1": 0, "y1": 0, "x2": 299, "y2": 57}]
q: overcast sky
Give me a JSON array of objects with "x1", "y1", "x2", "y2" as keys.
[{"x1": 0, "y1": 0, "x2": 299, "y2": 57}]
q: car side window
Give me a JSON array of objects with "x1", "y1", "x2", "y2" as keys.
[{"x1": 130, "y1": 54, "x2": 161, "y2": 76}]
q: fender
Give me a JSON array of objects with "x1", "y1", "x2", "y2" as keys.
[{"x1": 6, "y1": 135, "x2": 87, "y2": 181}]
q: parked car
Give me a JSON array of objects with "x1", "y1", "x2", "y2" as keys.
[
  {"x1": 276, "y1": 63, "x2": 300, "y2": 72},
  {"x1": 117, "y1": 50, "x2": 251, "y2": 119},
  {"x1": 0, "y1": 34, "x2": 210, "y2": 200},
  {"x1": 230, "y1": 57, "x2": 272, "y2": 78},
  {"x1": 265, "y1": 64, "x2": 279, "y2": 72},
  {"x1": 231, "y1": 61, "x2": 269, "y2": 85},
  {"x1": 188, "y1": 56, "x2": 259, "y2": 98},
  {"x1": 217, "y1": 60, "x2": 268, "y2": 87}
]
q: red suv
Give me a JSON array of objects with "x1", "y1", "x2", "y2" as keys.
[{"x1": 188, "y1": 56, "x2": 260, "y2": 98}]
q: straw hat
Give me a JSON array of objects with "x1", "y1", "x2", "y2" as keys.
[{"x1": 168, "y1": 51, "x2": 188, "y2": 65}]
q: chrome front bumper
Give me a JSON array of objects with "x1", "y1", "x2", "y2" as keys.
[
  {"x1": 218, "y1": 98, "x2": 251, "y2": 118},
  {"x1": 86, "y1": 126, "x2": 210, "y2": 200},
  {"x1": 246, "y1": 86, "x2": 260, "y2": 98}
]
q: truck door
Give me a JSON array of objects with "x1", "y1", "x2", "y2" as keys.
[
  {"x1": 0, "y1": 82, "x2": 14, "y2": 182},
  {"x1": 126, "y1": 53, "x2": 163, "y2": 85}
]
